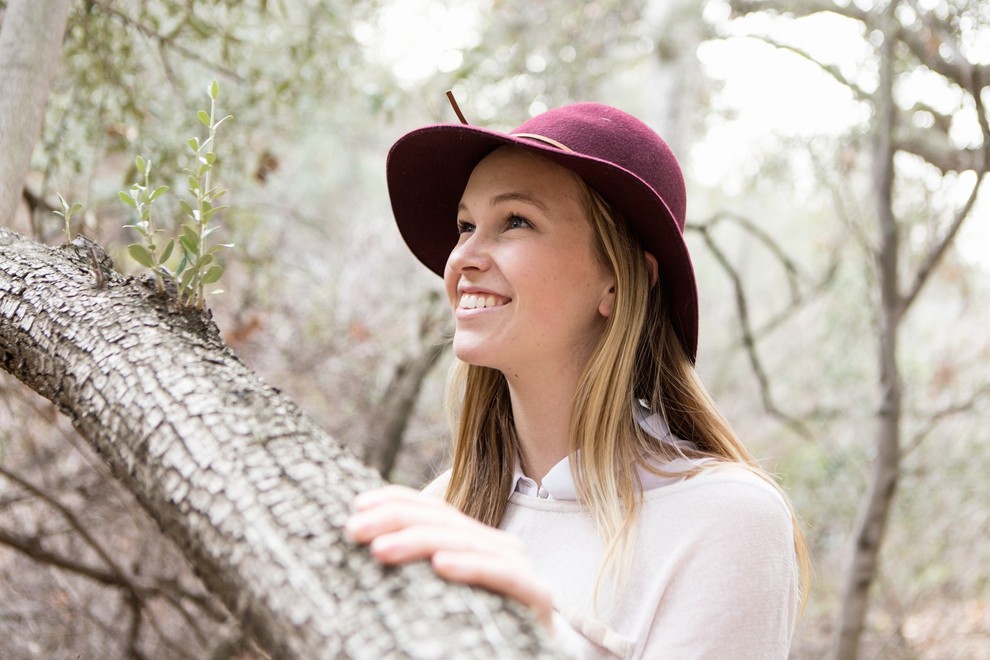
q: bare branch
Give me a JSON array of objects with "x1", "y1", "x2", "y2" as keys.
[
  {"x1": 0, "y1": 466, "x2": 139, "y2": 595},
  {"x1": 901, "y1": 0, "x2": 974, "y2": 88},
  {"x1": 895, "y1": 124, "x2": 985, "y2": 173},
  {"x1": 365, "y1": 292, "x2": 450, "y2": 479},
  {"x1": 87, "y1": 0, "x2": 244, "y2": 83},
  {"x1": 749, "y1": 35, "x2": 871, "y2": 102},
  {"x1": 0, "y1": 524, "x2": 126, "y2": 587},
  {"x1": 904, "y1": 381, "x2": 990, "y2": 455},
  {"x1": 900, "y1": 170, "x2": 988, "y2": 316},
  {"x1": 730, "y1": 0, "x2": 869, "y2": 23},
  {"x1": 690, "y1": 221, "x2": 814, "y2": 441}
]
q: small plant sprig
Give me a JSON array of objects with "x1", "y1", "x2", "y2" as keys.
[
  {"x1": 54, "y1": 194, "x2": 84, "y2": 243},
  {"x1": 175, "y1": 80, "x2": 233, "y2": 310},
  {"x1": 120, "y1": 156, "x2": 171, "y2": 293},
  {"x1": 121, "y1": 80, "x2": 233, "y2": 310}
]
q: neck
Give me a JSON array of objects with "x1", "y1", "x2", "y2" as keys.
[{"x1": 504, "y1": 357, "x2": 586, "y2": 485}]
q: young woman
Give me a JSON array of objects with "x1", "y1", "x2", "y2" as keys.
[{"x1": 346, "y1": 101, "x2": 808, "y2": 658}]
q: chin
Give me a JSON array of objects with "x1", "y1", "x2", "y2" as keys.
[{"x1": 452, "y1": 340, "x2": 502, "y2": 371}]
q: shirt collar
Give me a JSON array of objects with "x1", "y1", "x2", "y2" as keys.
[{"x1": 510, "y1": 402, "x2": 702, "y2": 501}]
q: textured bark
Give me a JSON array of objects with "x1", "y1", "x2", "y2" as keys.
[
  {"x1": 0, "y1": 0, "x2": 71, "y2": 225},
  {"x1": 0, "y1": 227, "x2": 559, "y2": 659}
]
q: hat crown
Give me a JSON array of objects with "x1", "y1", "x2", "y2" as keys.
[{"x1": 512, "y1": 103, "x2": 686, "y2": 231}]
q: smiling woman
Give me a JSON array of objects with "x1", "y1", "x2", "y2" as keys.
[{"x1": 346, "y1": 101, "x2": 809, "y2": 659}]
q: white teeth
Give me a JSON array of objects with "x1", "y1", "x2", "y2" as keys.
[{"x1": 459, "y1": 293, "x2": 506, "y2": 309}]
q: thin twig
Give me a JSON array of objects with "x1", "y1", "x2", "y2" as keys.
[
  {"x1": 904, "y1": 381, "x2": 990, "y2": 455},
  {"x1": 88, "y1": 0, "x2": 243, "y2": 82},
  {"x1": 691, "y1": 222, "x2": 814, "y2": 441},
  {"x1": 749, "y1": 35, "x2": 871, "y2": 102},
  {"x1": 900, "y1": 169, "x2": 988, "y2": 316}
]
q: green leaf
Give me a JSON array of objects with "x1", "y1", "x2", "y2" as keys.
[
  {"x1": 178, "y1": 200, "x2": 194, "y2": 218},
  {"x1": 68, "y1": 203, "x2": 84, "y2": 216},
  {"x1": 118, "y1": 191, "x2": 138, "y2": 209},
  {"x1": 149, "y1": 185, "x2": 169, "y2": 202},
  {"x1": 135, "y1": 155, "x2": 146, "y2": 175},
  {"x1": 187, "y1": 137, "x2": 199, "y2": 152},
  {"x1": 179, "y1": 267, "x2": 197, "y2": 291},
  {"x1": 204, "y1": 152, "x2": 216, "y2": 165},
  {"x1": 209, "y1": 80, "x2": 220, "y2": 100},
  {"x1": 202, "y1": 264, "x2": 224, "y2": 284},
  {"x1": 180, "y1": 234, "x2": 198, "y2": 255},
  {"x1": 204, "y1": 204, "x2": 229, "y2": 220},
  {"x1": 128, "y1": 243, "x2": 155, "y2": 268},
  {"x1": 159, "y1": 238, "x2": 175, "y2": 264},
  {"x1": 197, "y1": 109, "x2": 211, "y2": 127},
  {"x1": 188, "y1": 175, "x2": 200, "y2": 194},
  {"x1": 196, "y1": 254, "x2": 214, "y2": 268}
]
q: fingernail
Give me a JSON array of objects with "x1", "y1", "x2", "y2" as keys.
[
  {"x1": 371, "y1": 535, "x2": 399, "y2": 556},
  {"x1": 344, "y1": 515, "x2": 365, "y2": 541}
]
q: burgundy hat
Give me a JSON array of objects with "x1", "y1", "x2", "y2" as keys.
[{"x1": 386, "y1": 102, "x2": 699, "y2": 361}]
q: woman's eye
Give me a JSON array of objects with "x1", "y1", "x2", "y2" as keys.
[
  {"x1": 507, "y1": 215, "x2": 531, "y2": 230},
  {"x1": 456, "y1": 220, "x2": 475, "y2": 234}
]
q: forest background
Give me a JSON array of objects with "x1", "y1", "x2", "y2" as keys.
[{"x1": 0, "y1": 0, "x2": 988, "y2": 658}]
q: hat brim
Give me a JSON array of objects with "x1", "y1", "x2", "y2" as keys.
[{"x1": 386, "y1": 124, "x2": 698, "y2": 361}]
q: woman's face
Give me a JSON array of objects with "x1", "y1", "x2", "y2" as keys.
[{"x1": 444, "y1": 147, "x2": 615, "y2": 380}]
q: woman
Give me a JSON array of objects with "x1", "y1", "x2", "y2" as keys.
[{"x1": 346, "y1": 101, "x2": 808, "y2": 658}]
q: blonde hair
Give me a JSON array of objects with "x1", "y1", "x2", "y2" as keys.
[{"x1": 443, "y1": 172, "x2": 810, "y2": 601}]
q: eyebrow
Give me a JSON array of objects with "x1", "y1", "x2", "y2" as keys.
[{"x1": 457, "y1": 191, "x2": 551, "y2": 215}]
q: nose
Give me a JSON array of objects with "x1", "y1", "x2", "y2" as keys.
[{"x1": 445, "y1": 232, "x2": 491, "y2": 275}]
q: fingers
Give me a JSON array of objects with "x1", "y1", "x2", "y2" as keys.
[
  {"x1": 345, "y1": 485, "x2": 554, "y2": 629},
  {"x1": 432, "y1": 550, "x2": 554, "y2": 628},
  {"x1": 345, "y1": 488, "x2": 483, "y2": 544}
]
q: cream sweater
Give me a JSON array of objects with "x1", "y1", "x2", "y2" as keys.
[{"x1": 426, "y1": 465, "x2": 798, "y2": 659}]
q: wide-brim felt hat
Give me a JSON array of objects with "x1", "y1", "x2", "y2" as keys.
[{"x1": 386, "y1": 102, "x2": 699, "y2": 362}]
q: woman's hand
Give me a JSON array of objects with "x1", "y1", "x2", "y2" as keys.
[{"x1": 345, "y1": 485, "x2": 553, "y2": 628}]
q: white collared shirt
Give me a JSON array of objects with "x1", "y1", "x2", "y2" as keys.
[{"x1": 510, "y1": 403, "x2": 709, "y2": 501}]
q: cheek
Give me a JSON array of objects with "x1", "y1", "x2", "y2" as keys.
[{"x1": 443, "y1": 265, "x2": 459, "y2": 307}]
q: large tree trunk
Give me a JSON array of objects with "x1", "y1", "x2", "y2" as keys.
[
  {"x1": 0, "y1": 0, "x2": 71, "y2": 225},
  {"x1": 0, "y1": 227, "x2": 558, "y2": 658},
  {"x1": 832, "y1": 4, "x2": 902, "y2": 658}
]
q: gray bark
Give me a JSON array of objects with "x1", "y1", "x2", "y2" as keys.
[
  {"x1": 832, "y1": 5, "x2": 901, "y2": 658},
  {"x1": 0, "y1": 0, "x2": 71, "y2": 225},
  {"x1": 0, "y1": 227, "x2": 559, "y2": 658}
]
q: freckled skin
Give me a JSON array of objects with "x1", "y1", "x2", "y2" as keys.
[{"x1": 445, "y1": 147, "x2": 615, "y2": 380}]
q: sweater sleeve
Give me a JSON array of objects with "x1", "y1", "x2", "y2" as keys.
[{"x1": 637, "y1": 473, "x2": 799, "y2": 659}]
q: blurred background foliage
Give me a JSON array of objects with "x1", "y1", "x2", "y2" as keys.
[{"x1": 1, "y1": 0, "x2": 988, "y2": 657}]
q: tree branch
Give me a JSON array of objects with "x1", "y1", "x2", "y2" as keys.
[
  {"x1": 88, "y1": 0, "x2": 244, "y2": 83},
  {"x1": 0, "y1": 465, "x2": 141, "y2": 598},
  {"x1": 690, "y1": 220, "x2": 814, "y2": 441},
  {"x1": 900, "y1": 170, "x2": 987, "y2": 316},
  {"x1": 749, "y1": 35, "x2": 871, "y2": 102},
  {"x1": 0, "y1": 0, "x2": 71, "y2": 224},
  {"x1": 0, "y1": 524, "x2": 126, "y2": 587},
  {"x1": 0, "y1": 227, "x2": 559, "y2": 658},
  {"x1": 904, "y1": 381, "x2": 990, "y2": 456}
]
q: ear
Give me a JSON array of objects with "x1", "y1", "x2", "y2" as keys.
[
  {"x1": 645, "y1": 251, "x2": 659, "y2": 288},
  {"x1": 598, "y1": 280, "x2": 616, "y2": 318}
]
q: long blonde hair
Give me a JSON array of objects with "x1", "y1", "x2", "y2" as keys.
[{"x1": 443, "y1": 172, "x2": 810, "y2": 600}]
